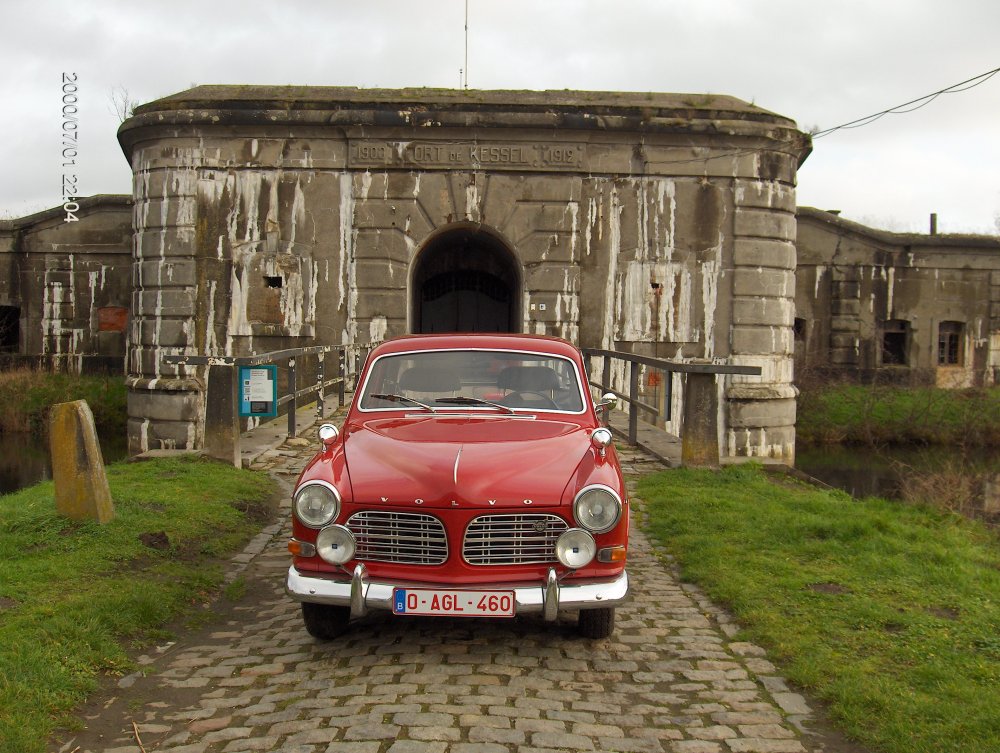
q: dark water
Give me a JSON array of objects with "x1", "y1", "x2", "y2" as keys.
[
  {"x1": 796, "y1": 443, "x2": 1000, "y2": 519},
  {"x1": 0, "y1": 432, "x2": 128, "y2": 495}
]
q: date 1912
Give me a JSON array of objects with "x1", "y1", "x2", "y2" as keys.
[{"x1": 61, "y1": 73, "x2": 80, "y2": 223}]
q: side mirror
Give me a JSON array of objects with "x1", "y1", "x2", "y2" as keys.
[
  {"x1": 318, "y1": 423, "x2": 340, "y2": 448},
  {"x1": 596, "y1": 393, "x2": 618, "y2": 413}
]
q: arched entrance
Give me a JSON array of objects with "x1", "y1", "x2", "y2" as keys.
[{"x1": 411, "y1": 226, "x2": 521, "y2": 333}]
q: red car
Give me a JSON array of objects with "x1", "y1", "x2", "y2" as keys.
[{"x1": 285, "y1": 334, "x2": 629, "y2": 639}]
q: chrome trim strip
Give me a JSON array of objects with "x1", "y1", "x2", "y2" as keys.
[{"x1": 286, "y1": 566, "x2": 629, "y2": 617}]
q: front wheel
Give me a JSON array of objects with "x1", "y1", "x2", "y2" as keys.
[
  {"x1": 578, "y1": 607, "x2": 615, "y2": 639},
  {"x1": 301, "y1": 602, "x2": 351, "y2": 640}
]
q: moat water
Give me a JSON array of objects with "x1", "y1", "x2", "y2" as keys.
[{"x1": 0, "y1": 431, "x2": 128, "y2": 495}]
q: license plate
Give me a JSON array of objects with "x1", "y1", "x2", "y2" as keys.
[{"x1": 392, "y1": 588, "x2": 515, "y2": 618}]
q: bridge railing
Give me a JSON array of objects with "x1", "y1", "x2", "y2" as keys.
[
  {"x1": 581, "y1": 348, "x2": 762, "y2": 466},
  {"x1": 163, "y1": 344, "x2": 373, "y2": 466}
]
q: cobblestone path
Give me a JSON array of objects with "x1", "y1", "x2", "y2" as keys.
[{"x1": 56, "y1": 441, "x2": 852, "y2": 753}]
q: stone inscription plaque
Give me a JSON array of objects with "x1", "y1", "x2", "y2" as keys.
[{"x1": 349, "y1": 141, "x2": 583, "y2": 170}]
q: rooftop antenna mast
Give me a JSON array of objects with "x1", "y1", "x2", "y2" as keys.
[{"x1": 464, "y1": 0, "x2": 469, "y2": 89}]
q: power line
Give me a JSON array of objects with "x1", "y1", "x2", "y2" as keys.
[{"x1": 811, "y1": 65, "x2": 1000, "y2": 139}]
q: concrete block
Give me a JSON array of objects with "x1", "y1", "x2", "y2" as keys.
[
  {"x1": 733, "y1": 209, "x2": 796, "y2": 242},
  {"x1": 732, "y1": 269, "x2": 794, "y2": 298},
  {"x1": 49, "y1": 400, "x2": 114, "y2": 523},
  {"x1": 732, "y1": 240, "x2": 795, "y2": 270},
  {"x1": 731, "y1": 298, "x2": 794, "y2": 327}
]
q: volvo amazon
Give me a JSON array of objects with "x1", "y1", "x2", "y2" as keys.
[{"x1": 285, "y1": 334, "x2": 629, "y2": 639}]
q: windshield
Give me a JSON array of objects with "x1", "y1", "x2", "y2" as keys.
[{"x1": 359, "y1": 349, "x2": 586, "y2": 413}]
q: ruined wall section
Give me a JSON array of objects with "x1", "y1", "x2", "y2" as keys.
[
  {"x1": 797, "y1": 209, "x2": 1000, "y2": 387},
  {"x1": 0, "y1": 198, "x2": 131, "y2": 373}
]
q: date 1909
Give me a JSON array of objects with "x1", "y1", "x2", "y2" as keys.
[{"x1": 61, "y1": 73, "x2": 80, "y2": 223}]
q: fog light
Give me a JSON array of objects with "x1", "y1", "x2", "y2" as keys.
[
  {"x1": 555, "y1": 528, "x2": 596, "y2": 569},
  {"x1": 316, "y1": 525, "x2": 356, "y2": 565}
]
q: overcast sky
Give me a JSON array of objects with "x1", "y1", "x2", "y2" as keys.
[{"x1": 3, "y1": 0, "x2": 998, "y2": 234}]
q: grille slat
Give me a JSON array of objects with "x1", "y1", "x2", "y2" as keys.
[
  {"x1": 347, "y1": 511, "x2": 447, "y2": 565},
  {"x1": 463, "y1": 514, "x2": 567, "y2": 565}
]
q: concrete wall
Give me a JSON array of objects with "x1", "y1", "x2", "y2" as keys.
[
  {"x1": 795, "y1": 208, "x2": 1000, "y2": 387},
  {"x1": 117, "y1": 86, "x2": 810, "y2": 460},
  {"x1": 0, "y1": 196, "x2": 132, "y2": 373}
]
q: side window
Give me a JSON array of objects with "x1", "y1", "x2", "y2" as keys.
[{"x1": 937, "y1": 321, "x2": 963, "y2": 366}]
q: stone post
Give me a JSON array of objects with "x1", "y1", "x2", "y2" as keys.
[
  {"x1": 49, "y1": 400, "x2": 115, "y2": 523},
  {"x1": 681, "y1": 373, "x2": 720, "y2": 468},
  {"x1": 204, "y1": 364, "x2": 240, "y2": 467}
]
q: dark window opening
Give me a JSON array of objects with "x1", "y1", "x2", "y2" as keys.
[
  {"x1": 264, "y1": 276, "x2": 283, "y2": 289},
  {"x1": 793, "y1": 318, "x2": 806, "y2": 342},
  {"x1": 938, "y1": 321, "x2": 963, "y2": 366},
  {"x1": 0, "y1": 306, "x2": 19, "y2": 352},
  {"x1": 881, "y1": 319, "x2": 909, "y2": 366}
]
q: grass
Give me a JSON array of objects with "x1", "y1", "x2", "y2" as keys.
[
  {"x1": 0, "y1": 455, "x2": 276, "y2": 753},
  {"x1": 0, "y1": 369, "x2": 127, "y2": 435},
  {"x1": 796, "y1": 382, "x2": 1000, "y2": 446},
  {"x1": 639, "y1": 464, "x2": 1000, "y2": 753}
]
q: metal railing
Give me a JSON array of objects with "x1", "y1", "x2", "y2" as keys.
[
  {"x1": 165, "y1": 344, "x2": 371, "y2": 439},
  {"x1": 581, "y1": 348, "x2": 762, "y2": 447}
]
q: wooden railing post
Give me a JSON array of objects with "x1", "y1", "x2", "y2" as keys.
[{"x1": 338, "y1": 349, "x2": 346, "y2": 407}]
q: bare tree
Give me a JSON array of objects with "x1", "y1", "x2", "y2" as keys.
[{"x1": 108, "y1": 85, "x2": 140, "y2": 124}]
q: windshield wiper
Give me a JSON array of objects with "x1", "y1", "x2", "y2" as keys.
[
  {"x1": 434, "y1": 396, "x2": 516, "y2": 414},
  {"x1": 369, "y1": 393, "x2": 437, "y2": 413}
]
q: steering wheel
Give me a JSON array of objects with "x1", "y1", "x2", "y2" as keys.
[{"x1": 501, "y1": 390, "x2": 560, "y2": 409}]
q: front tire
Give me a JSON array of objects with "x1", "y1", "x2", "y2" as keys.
[
  {"x1": 301, "y1": 602, "x2": 351, "y2": 640},
  {"x1": 578, "y1": 607, "x2": 615, "y2": 639}
]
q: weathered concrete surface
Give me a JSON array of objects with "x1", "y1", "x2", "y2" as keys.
[
  {"x1": 53, "y1": 437, "x2": 865, "y2": 753},
  {"x1": 49, "y1": 400, "x2": 114, "y2": 523}
]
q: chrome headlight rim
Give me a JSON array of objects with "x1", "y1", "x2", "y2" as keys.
[
  {"x1": 573, "y1": 483, "x2": 623, "y2": 534},
  {"x1": 293, "y1": 479, "x2": 341, "y2": 529}
]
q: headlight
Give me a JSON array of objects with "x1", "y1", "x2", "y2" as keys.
[
  {"x1": 556, "y1": 528, "x2": 596, "y2": 568},
  {"x1": 573, "y1": 484, "x2": 622, "y2": 533},
  {"x1": 293, "y1": 481, "x2": 340, "y2": 528},
  {"x1": 316, "y1": 525, "x2": 356, "y2": 565}
]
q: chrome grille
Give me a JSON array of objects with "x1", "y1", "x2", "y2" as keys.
[
  {"x1": 463, "y1": 514, "x2": 568, "y2": 565},
  {"x1": 346, "y1": 511, "x2": 448, "y2": 565}
]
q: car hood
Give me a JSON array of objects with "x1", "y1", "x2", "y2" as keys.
[{"x1": 344, "y1": 416, "x2": 590, "y2": 509}]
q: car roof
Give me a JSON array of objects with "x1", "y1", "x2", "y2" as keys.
[{"x1": 368, "y1": 333, "x2": 582, "y2": 360}]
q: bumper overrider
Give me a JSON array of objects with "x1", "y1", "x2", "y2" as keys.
[{"x1": 286, "y1": 563, "x2": 629, "y2": 622}]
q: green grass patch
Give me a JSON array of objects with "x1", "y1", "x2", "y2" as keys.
[
  {"x1": 0, "y1": 369, "x2": 127, "y2": 435},
  {"x1": 0, "y1": 455, "x2": 276, "y2": 753},
  {"x1": 639, "y1": 464, "x2": 1000, "y2": 753},
  {"x1": 796, "y1": 383, "x2": 1000, "y2": 446}
]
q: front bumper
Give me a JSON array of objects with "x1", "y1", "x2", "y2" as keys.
[{"x1": 286, "y1": 563, "x2": 629, "y2": 622}]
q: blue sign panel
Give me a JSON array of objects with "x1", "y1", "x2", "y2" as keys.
[{"x1": 239, "y1": 365, "x2": 278, "y2": 417}]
